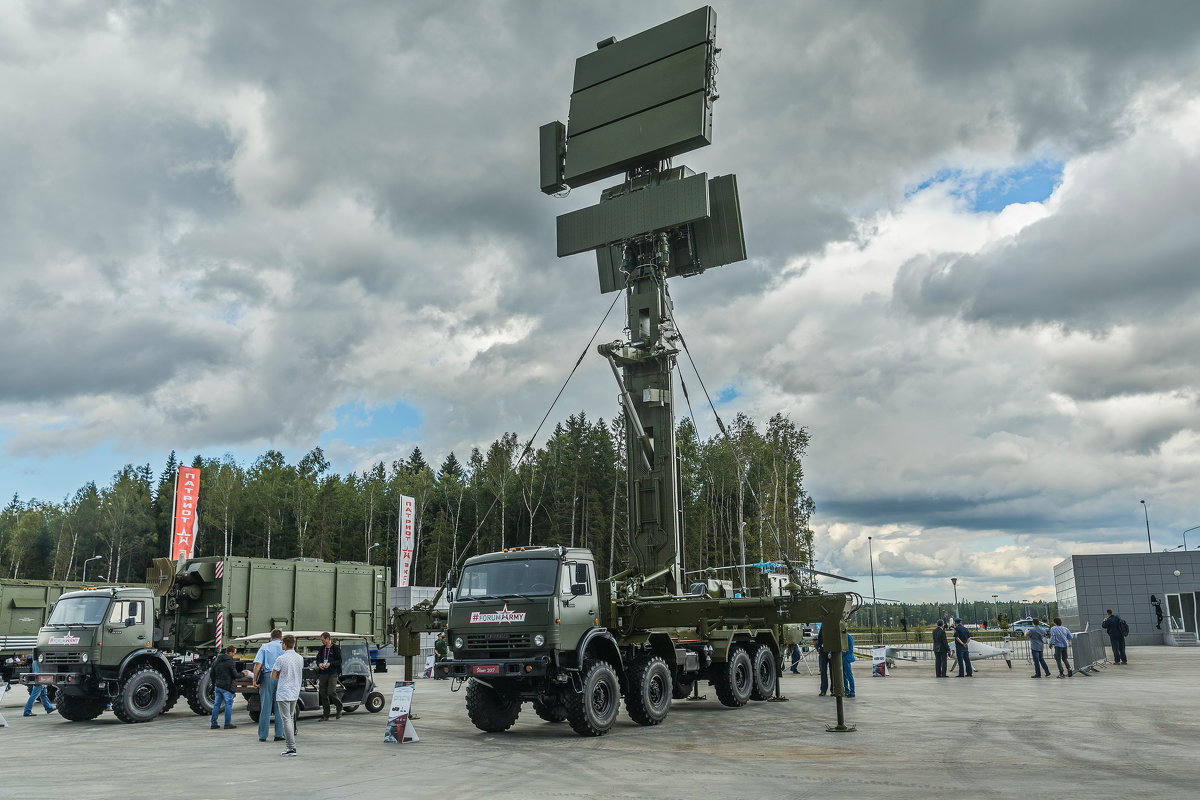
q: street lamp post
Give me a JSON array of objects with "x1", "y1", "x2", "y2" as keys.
[
  {"x1": 1140, "y1": 500, "x2": 1152, "y2": 553},
  {"x1": 82, "y1": 555, "x2": 103, "y2": 583},
  {"x1": 991, "y1": 594, "x2": 998, "y2": 628},
  {"x1": 366, "y1": 542, "x2": 382, "y2": 564},
  {"x1": 1182, "y1": 525, "x2": 1200, "y2": 551},
  {"x1": 868, "y1": 536, "x2": 878, "y2": 634},
  {"x1": 950, "y1": 577, "x2": 959, "y2": 621}
]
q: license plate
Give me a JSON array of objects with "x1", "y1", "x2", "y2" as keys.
[
  {"x1": 471, "y1": 665, "x2": 500, "y2": 675},
  {"x1": 37, "y1": 674, "x2": 54, "y2": 684}
]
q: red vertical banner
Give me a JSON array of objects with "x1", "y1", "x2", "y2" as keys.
[
  {"x1": 170, "y1": 466, "x2": 202, "y2": 561},
  {"x1": 397, "y1": 495, "x2": 415, "y2": 587}
]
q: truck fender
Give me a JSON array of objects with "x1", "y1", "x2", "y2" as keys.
[
  {"x1": 118, "y1": 650, "x2": 173, "y2": 682},
  {"x1": 575, "y1": 628, "x2": 624, "y2": 680}
]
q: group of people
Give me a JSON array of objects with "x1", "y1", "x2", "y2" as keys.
[
  {"x1": 790, "y1": 627, "x2": 857, "y2": 697},
  {"x1": 215, "y1": 629, "x2": 345, "y2": 757},
  {"x1": 786, "y1": 608, "x2": 1131, "y2": 693}
]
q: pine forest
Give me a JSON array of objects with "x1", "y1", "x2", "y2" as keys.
[{"x1": 0, "y1": 412, "x2": 818, "y2": 591}]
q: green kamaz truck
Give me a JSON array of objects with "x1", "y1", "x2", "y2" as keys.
[
  {"x1": 22, "y1": 556, "x2": 389, "y2": 723},
  {"x1": 2, "y1": 579, "x2": 91, "y2": 685}
]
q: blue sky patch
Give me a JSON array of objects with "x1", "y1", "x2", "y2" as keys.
[
  {"x1": 324, "y1": 399, "x2": 423, "y2": 449},
  {"x1": 714, "y1": 385, "x2": 741, "y2": 405},
  {"x1": 908, "y1": 159, "x2": 1064, "y2": 213}
]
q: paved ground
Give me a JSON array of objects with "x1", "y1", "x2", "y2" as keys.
[{"x1": 3, "y1": 646, "x2": 1198, "y2": 800}]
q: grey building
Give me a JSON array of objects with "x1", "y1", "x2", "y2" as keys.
[{"x1": 1054, "y1": 551, "x2": 1200, "y2": 646}]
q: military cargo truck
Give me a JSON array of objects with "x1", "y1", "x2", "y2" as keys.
[
  {"x1": 22, "y1": 556, "x2": 389, "y2": 723},
  {"x1": 2, "y1": 579, "x2": 89, "y2": 684}
]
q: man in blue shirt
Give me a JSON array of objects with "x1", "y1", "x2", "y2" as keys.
[
  {"x1": 1049, "y1": 617, "x2": 1074, "y2": 677},
  {"x1": 953, "y1": 619, "x2": 973, "y2": 677},
  {"x1": 252, "y1": 629, "x2": 286, "y2": 742}
]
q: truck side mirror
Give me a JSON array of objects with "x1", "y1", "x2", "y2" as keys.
[{"x1": 571, "y1": 583, "x2": 587, "y2": 596}]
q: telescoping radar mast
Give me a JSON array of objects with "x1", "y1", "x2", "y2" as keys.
[{"x1": 540, "y1": 7, "x2": 746, "y2": 597}]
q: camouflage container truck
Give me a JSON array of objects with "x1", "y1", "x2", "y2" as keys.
[{"x1": 21, "y1": 556, "x2": 389, "y2": 723}]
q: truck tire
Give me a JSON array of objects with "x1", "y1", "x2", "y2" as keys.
[
  {"x1": 625, "y1": 655, "x2": 671, "y2": 726},
  {"x1": 246, "y1": 694, "x2": 261, "y2": 722},
  {"x1": 713, "y1": 646, "x2": 753, "y2": 708},
  {"x1": 465, "y1": 679, "x2": 522, "y2": 733},
  {"x1": 184, "y1": 668, "x2": 214, "y2": 716},
  {"x1": 749, "y1": 645, "x2": 777, "y2": 701},
  {"x1": 365, "y1": 691, "x2": 386, "y2": 713},
  {"x1": 532, "y1": 695, "x2": 568, "y2": 723},
  {"x1": 162, "y1": 682, "x2": 180, "y2": 714},
  {"x1": 671, "y1": 676, "x2": 695, "y2": 699},
  {"x1": 565, "y1": 659, "x2": 620, "y2": 737},
  {"x1": 57, "y1": 694, "x2": 107, "y2": 721},
  {"x1": 112, "y1": 666, "x2": 170, "y2": 723}
]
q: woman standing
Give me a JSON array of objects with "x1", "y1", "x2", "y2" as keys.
[{"x1": 842, "y1": 633, "x2": 856, "y2": 697}]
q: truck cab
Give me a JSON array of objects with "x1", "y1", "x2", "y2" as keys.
[
  {"x1": 22, "y1": 586, "x2": 170, "y2": 722},
  {"x1": 439, "y1": 546, "x2": 600, "y2": 681}
]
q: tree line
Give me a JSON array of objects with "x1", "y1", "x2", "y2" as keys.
[{"x1": 0, "y1": 412, "x2": 818, "y2": 590}]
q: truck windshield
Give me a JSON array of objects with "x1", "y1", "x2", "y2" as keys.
[
  {"x1": 47, "y1": 596, "x2": 111, "y2": 626},
  {"x1": 459, "y1": 559, "x2": 558, "y2": 598}
]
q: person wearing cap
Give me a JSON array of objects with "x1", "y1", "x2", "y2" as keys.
[{"x1": 953, "y1": 618, "x2": 974, "y2": 677}]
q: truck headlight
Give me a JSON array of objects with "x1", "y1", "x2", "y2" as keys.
[
  {"x1": 37, "y1": 654, "x2": 44, "y2": 663},
  {"x1": 533, "y1": 634, "x2": 545, "y2": 647},
  {"x1": 81, "y1": 653, "x2": 89, "y2": 662},
  {"x1": 453, "y1": 637, "x2": 464, "y2": 650}
]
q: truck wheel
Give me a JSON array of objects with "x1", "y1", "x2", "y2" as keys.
[
  {"x1": 532, "y1": 696, "x2": 568, "y2": 723},
  {"x1": 247, "y1": 694, "x2": 261, "y2": 723},
  {"x1": 365, "y1": 691, "x2": 386, "y2": 713},
  {"x1": 161, "y1": 682, "x2": 180, "y2": 714},
  {"x1": 56, "y1": 694, "x2": 107, "y2": 721},
  {"x1": 184, "y1": 668, "x2": 214, "y2": 716},
  {"x1": 112, "y1": 666, "x2": 169, "y2": 723},
  {"x1": 713, "y1": 646, "x2": 753, "y2": 708},
  {"x1": 625, "y1": 655, "x2": 671, "y2": 726},
  {"x1": 749, "y1": 645, "x2": 777, "y2": 701},
  {"x1": 565, "y1": 659, "x2": 620, "y2": 737},
  {"x1": 671, "y1": 676, "x2": 695, "y2": 699},
  {"x1": 465, "y1": 679, "x2": 522, "y2": 733}
]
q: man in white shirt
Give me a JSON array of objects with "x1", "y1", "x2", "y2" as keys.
[{"x1": 271, "y1": 634, "x2": 305, "y2": 757}]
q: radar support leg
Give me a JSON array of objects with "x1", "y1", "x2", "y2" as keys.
[{"x1": 825, "y1": 695, "x2": 857, "y2": 733}]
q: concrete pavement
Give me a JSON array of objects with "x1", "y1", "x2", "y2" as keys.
[{"x1": 3, "y1": 646, "x2": 1197, "y2": 799}]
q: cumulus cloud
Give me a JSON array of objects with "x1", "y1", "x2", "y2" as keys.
[{"x1": 2, "y1": 1, "x2": 1200, "y2": 599}]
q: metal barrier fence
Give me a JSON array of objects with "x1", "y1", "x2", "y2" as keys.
[{"x1": 1070, "y1": 629, "x2": 1107, "y2": 675}]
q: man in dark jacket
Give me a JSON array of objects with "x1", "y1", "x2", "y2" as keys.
[
  {"x1": 1101, "y1": 610, "x2": 1128, "y2": 664},
  {"x1": 316, "y1": 632, "x2": 344, "y2": 720},
  {"x1": 815, "y1": 626, "x2": 832, "y2": 696},
  {"x1": 953, "y1": 619, "x2": 973, "y2": 677},
  {"x1": 210, "y1": 645, "x2": 239, "y2": 729},
  {"x1": 932, "y1": 621, "x2": 950, "y2": 677}
]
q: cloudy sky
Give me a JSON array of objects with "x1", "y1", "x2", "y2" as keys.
[{"x1": 3, "y1": 1, "x2": 1199, "y2": 604}]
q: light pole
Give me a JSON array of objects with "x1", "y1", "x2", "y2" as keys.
[
  {"x1": 1140, "y1": 500, "x2": 1152, "y2": 553},
  {"x1": 950, "y1": 577, "x2": 959, "y2": 621},
  {"x1": 991, "y1": 594, "x2": 998, "y2": 628},
  {"x1": 868, "y1": 536, "x2": 878, "y2": 634},
  {"x1": 1182, "y1": 525, "x2": 1200, "y2": 551},
  {"x1": 366, "y1": 542, "x2": 382, "y2": 564},
  {"x1": 82, "y1": 555, "x2": 103, "y2": 583}
]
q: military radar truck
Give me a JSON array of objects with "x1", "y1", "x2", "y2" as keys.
[
  {"x1": 416, "y1": 547, "x2": 852, "y2": 737},
  {"x1": 396, "y1": 6, "x2": 860, "y2": 737},
  {"x1": 22, "y1": 556, "x2": 389, "y2": 723}
]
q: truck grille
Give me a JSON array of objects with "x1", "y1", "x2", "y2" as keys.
[
  {"x1": 465, "y1": 632, "x2": 532, "y2": 649},
  {"x1": 41, "y1": 652, "x2": 85, "y2": 664}
]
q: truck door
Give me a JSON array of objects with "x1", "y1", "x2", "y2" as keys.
[
  {"x1": 559, "y1": 561, "x2": 596, "y2": 651},
  {"x1": 103, "y1": 599, "x2": 150, "y2": 665}
]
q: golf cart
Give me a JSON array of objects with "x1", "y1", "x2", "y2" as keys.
[{"x1": 232, "y1": 631, "x2": 386, "y2": 720}]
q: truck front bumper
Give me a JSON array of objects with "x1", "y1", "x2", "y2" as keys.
[
  {"x1": 436, "y1": 655, "x2": 552, "y2": 680},
  {"x1": 20, "y1": 670, "x2": 117, "y2": 695}
]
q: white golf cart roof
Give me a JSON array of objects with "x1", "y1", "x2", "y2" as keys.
[{"x1": 231, "y1": 631, "x2": 368, "y2": 643}]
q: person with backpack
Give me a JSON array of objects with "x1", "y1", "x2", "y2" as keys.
[{"x1": 1101, "y1": 610, "x2": 1129, "y2": 664}]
